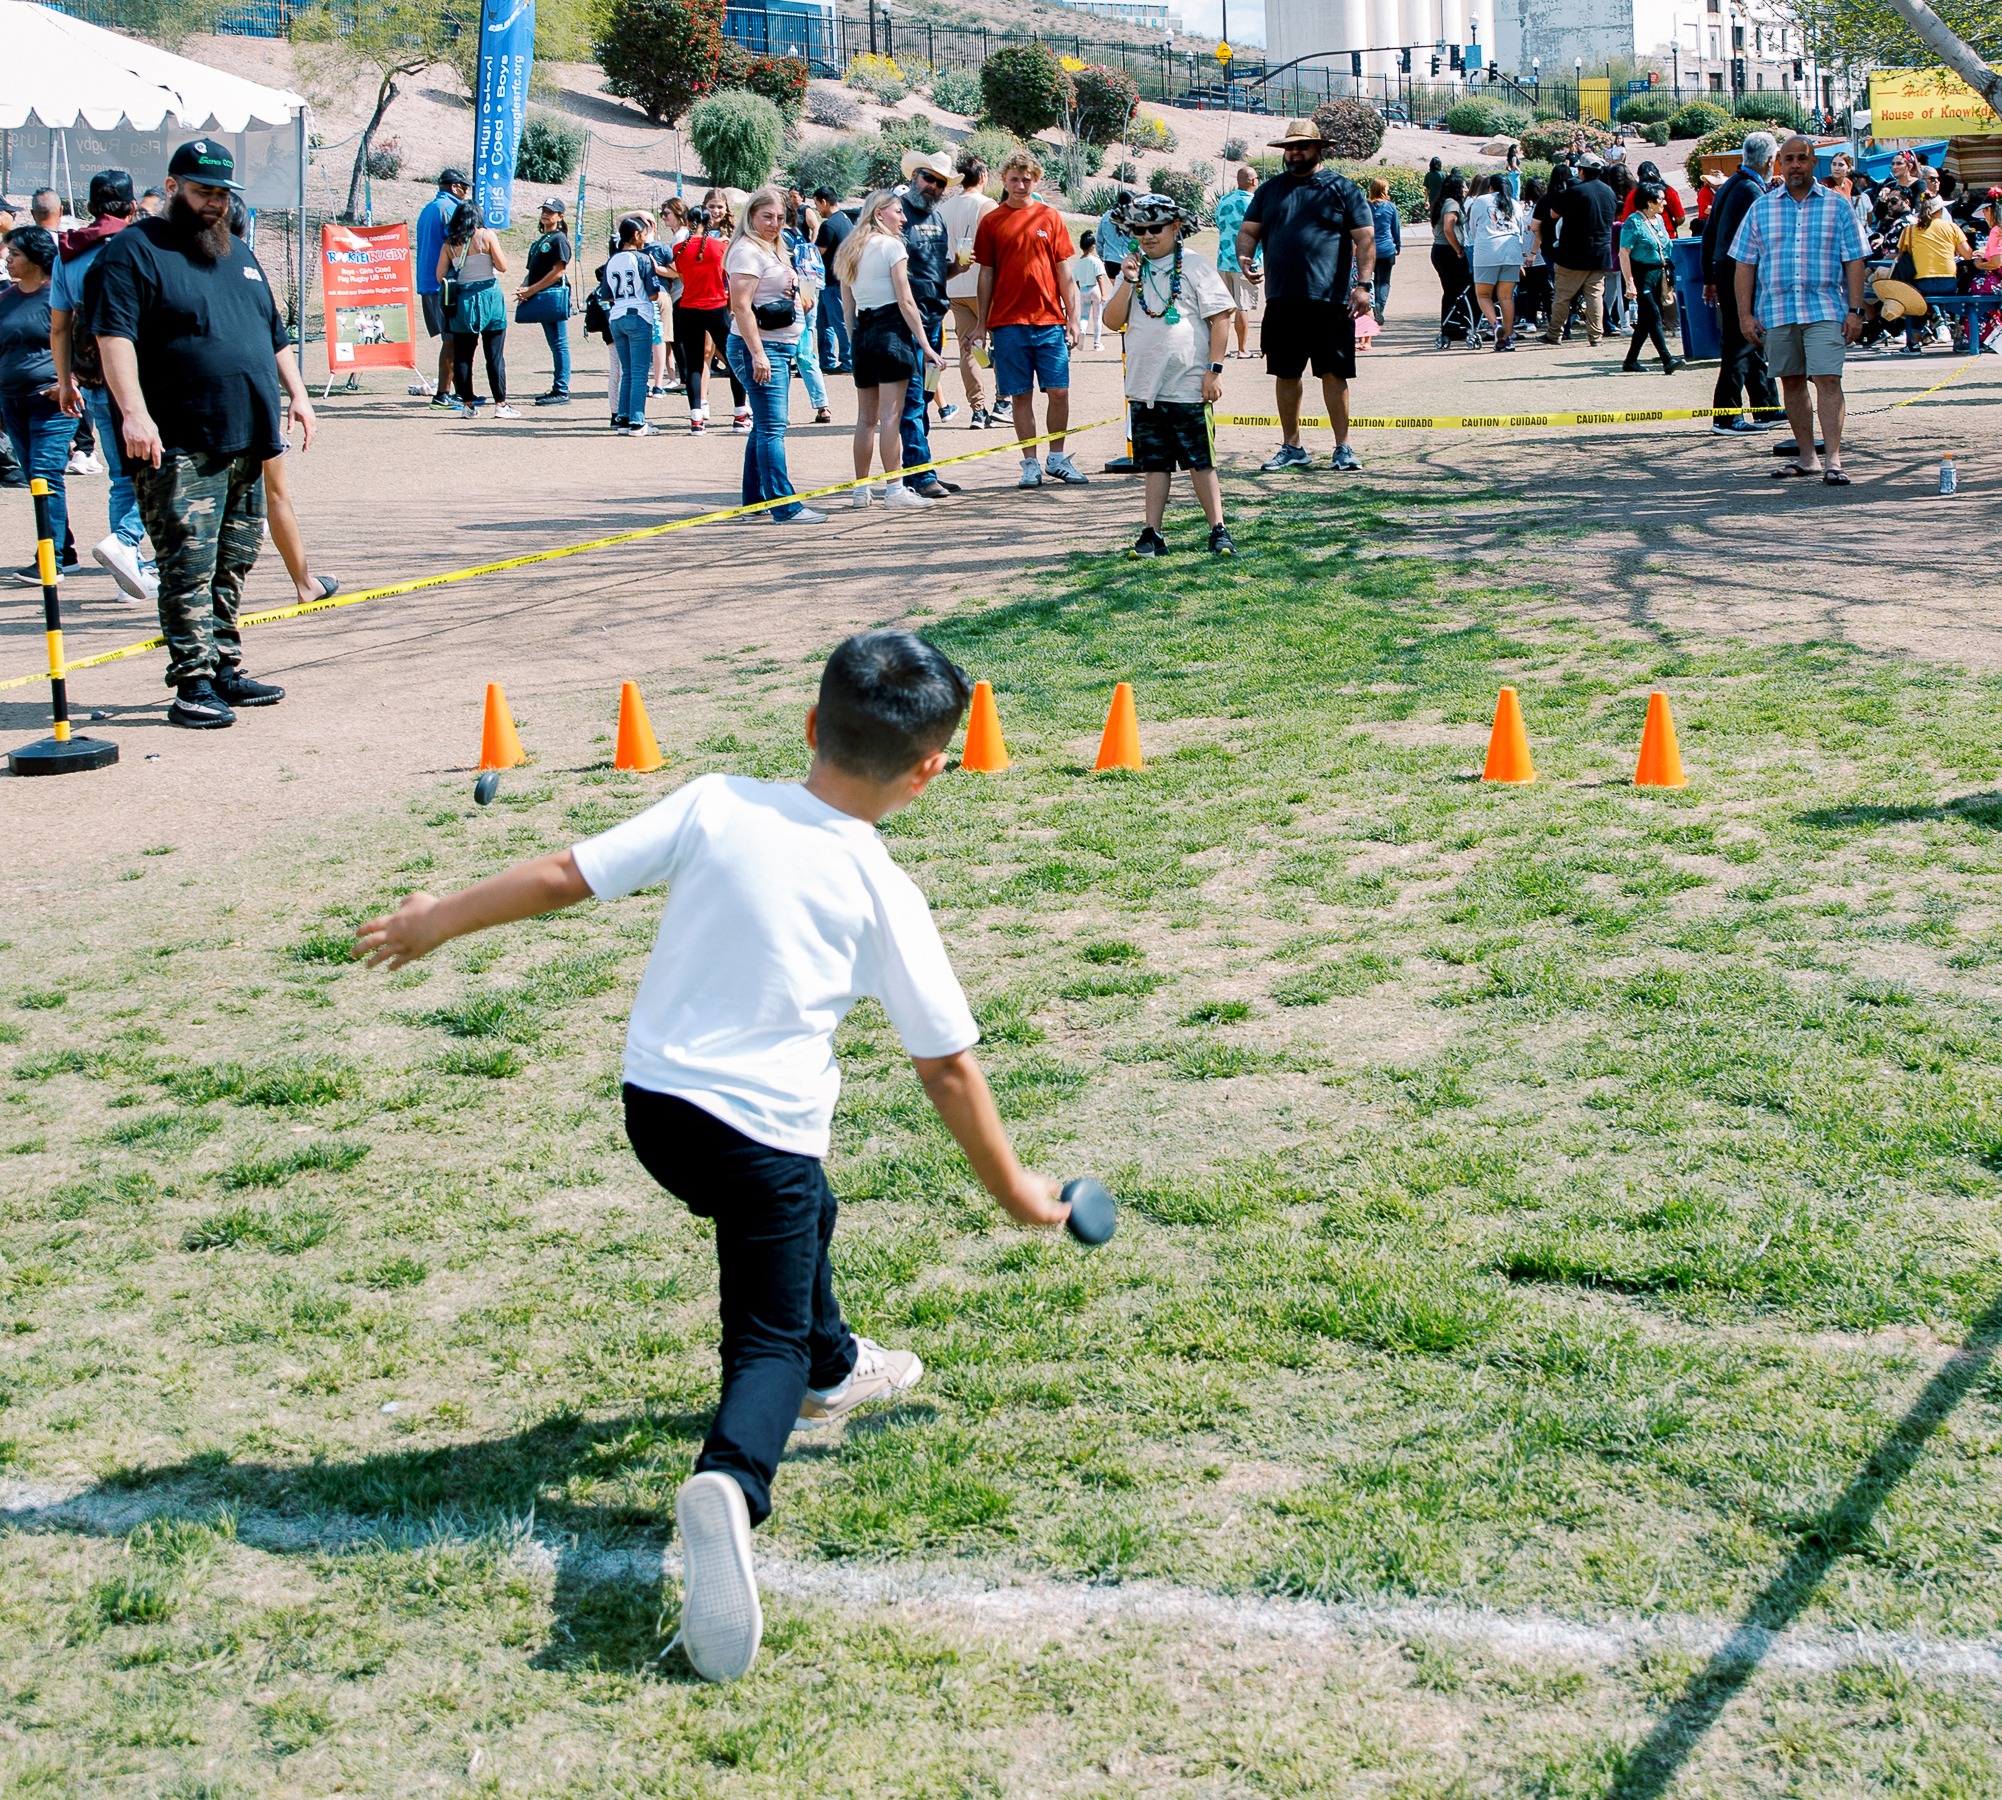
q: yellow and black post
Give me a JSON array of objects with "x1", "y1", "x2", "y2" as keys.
[{"x1": 7, "y1": 477, "x2": 117, "y2": 776}]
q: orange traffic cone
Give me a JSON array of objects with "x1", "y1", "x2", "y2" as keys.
[
  {"x1": 477, "y1": 683, "x2": 527, "y2": 771},
  {"x1": 960, "y1": 679, "x2": 1010, "y2": 772},
  {"x1": 1481, "y1": 686, "x2": 1535, "y2": 784},
  {"x1": 1093, "y1": 682, "x2": 1144, "y2": 772},
  {"x1": 1633, "y1": 691, "x2": 1686, "y2": 789},
  {"x1": 614, "y1": 680, "x2": 664, "y2": 772}
]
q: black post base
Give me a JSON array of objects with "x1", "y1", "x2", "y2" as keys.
[
  {"x1": 1103, "y1": 455, "x2": 1138, "y2": 473},
  {"x1": 8, "y1": 734, "x2": 119, "y2": 776}
]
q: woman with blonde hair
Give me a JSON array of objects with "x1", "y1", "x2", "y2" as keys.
[
  {"x1": 836, "y1": 188, "x2": 946, "y2": 510},
  {"x1": 725, "y1": 187, "x2": 823, "y2": 522}
]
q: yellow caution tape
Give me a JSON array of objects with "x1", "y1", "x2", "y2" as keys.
[
  {"x1": 0, "y1": 416, "x2": 1125, "y2": 694},
  {"x1": 1218, "y1": 407, "x2": 1758, "y2": 429}
]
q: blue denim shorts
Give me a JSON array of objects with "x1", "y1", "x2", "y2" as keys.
[{"x1": 992, "y1": 322, "x2": 1070, "y2": 397}]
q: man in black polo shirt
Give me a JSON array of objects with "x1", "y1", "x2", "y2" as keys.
[
  {"x1": 1235, "y1": 118, "x2": 1376, "y2": 473},
  {"x1": 1542, "y1": 158, "x2": 1618, "y2": 346},
  {"x1": 88, "y1": 139, "x2": 316, "y2": 730},
  {"x1": 898, "y1": 149, "x2": 961, "y2": 496}
]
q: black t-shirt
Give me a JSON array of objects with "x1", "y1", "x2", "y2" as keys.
[
  {"x1": 1552, "y1": 177, "x2": 1618, "y2": 270},
  {"x1": 1242, "y1": 168, "x2": 1374, "y2": 302},
  {"x1": 816, "y1": 210, "x2": 853, "y2": 268},
  {"x1": 86, "y1": 215, "x2": 289, "y2": 464},
  {"x1": 526, "y1": 229, "x2": 573, "y2": 285},
  {"x1": 0, "y1": 282, "x2": 57, "y2": 397},
  {"x1": 900, "y1": 189, "x2": 950, "y2": 317}
]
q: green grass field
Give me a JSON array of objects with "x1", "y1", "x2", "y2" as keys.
[{"x1": 5, "y1": 480, "x2": 2002, "y2": 1796}]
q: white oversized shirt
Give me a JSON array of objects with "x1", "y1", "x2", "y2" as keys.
[
  {"x1": 572, "y1": 774, "x2": 978, "y2": 1157},
  {"x1": 1120, "y1": 248, "x2": 1234, "y2": 405}
]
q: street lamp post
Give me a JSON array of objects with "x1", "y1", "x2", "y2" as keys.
[{"x1": 1575, "y1": 55, "x2": 1583, "y2": 122}]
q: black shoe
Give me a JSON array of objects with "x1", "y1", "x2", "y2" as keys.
[
  {"x1": 213, "y1": 666, "x2": 285, "y2": 707},
  {"x1": 168, "y1": 677, "x2": 235, "y2": 729},
  {"x1": 1131, "y1": 526, "x2": 1167, "y2": 558},
  {"x1": 535, "y1": 390, "x2": 572, "y2": 406},
  {"x1": 1208, "y1": 524, "x2": 1236, "y2": 556},
  {"x1": 912, "y1": 479, "x2": 959, "y2": 499},
  {"x1": 610, "y1": 415, "x2": 631, "y2": 430},
  {"x1": 8, "y1": 554, "x2": 83, "y2": 585},
  {"x1": 1662, "y1": 359, "x2": 1683, "y2": 375}
]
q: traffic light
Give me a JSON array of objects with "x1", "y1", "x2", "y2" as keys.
[
  {"x1": 1351, "y1": 49, "x2": 1362, "y2": 76},
  {"x1": 1792, "y1": 58, "x2": 1804, "y2": 80},
  {"x1": 1399, "y1": 46, "x2": 1411, "y2": 72},
  {"x1": 1488, "y1": 59, "x2": 1498, "y2": 76},
  {"x1": 1429, "y1": 53, "x2": 1440, "y2": 75},
  {"x1": 1449, "y1": 44, "x2": 1462, "y2": 70},
  {"x1": 1731, "y1": 56, "x2": 1745, "y2": 91}
]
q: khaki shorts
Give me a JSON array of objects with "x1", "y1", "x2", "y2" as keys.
[
  {"x1": 1222, "y1": 269, "x2": 1259, "y2": 309},
  {"x1": 1765, "y1": 319, "x2": 1847, "y2": 378}
]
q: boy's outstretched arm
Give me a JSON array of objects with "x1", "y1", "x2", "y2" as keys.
[
  {"x1": 914, "y1": 1049, "x2": 1072, "y2": 1228},
  {"x1": 354, "y1": 851, "x2": 593, "y2": 970}
]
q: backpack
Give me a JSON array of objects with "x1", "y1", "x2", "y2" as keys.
[{"x1": 584, "y1": 263, "x2": 613, "y2": 342}]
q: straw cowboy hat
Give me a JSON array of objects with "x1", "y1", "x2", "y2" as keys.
[
  {"x1": 1871, "y1": 275, "x2": 1930, "y2": 323},
  {"x1": 1267, "y1": 117, "x2": 1330, "y2": 147},
  {"x1": 900, "y1": 148, "x2": 956, "y2": 180}
]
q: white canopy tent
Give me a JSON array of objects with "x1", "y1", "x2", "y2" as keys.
[{"x1": 0, "y1": 1, "x2": 310, "y2": 330}]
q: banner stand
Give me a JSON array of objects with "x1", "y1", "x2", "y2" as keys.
[{"x1": 319, "y1": 222, "x2": 419, "y2": 396}]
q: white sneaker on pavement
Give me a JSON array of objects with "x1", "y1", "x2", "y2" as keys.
[
  {"x1": 1018, "y1": 459, "x2": 1043, "y2": 488},
  {"x1": 673, "y1": 1472, "x2": 762, "y2": 1683},
  {"x1": 770, "y1": 505, "x2": 829, "y2": 523},
  {"x1": 67, "y1": 450, "x2": 105, "y2": 476},
  {"x1": 1044, "y1": 452, "x2": 1089, "y2": 485},
  {"x1": 92, "y1": 535, "x2": 156, "y2": 602},
  {"x1": 884, "y1": 482, "x2": 933, "y2": 509}
]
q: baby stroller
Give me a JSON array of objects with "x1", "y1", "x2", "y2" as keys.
[{"x1": 1436, "y1": 279, "x2": 1486, "y2": 350}]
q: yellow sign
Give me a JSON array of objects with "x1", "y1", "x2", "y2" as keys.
[
  {"x1": 1216, "y1": 41, "x2": 1231, "y2": 61},
  {"x1": 1578, "y1": 76, "x2": 1611, "y2": 124},
  {"x1": 1868, "y1": 67, "x2": 2002, "y2": 137}
]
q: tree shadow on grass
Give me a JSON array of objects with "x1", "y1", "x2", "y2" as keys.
[
  {"x1": 1793, "y1": 792, "x2": 2002, "y2": 833},
  {"x1": 1604, "y1": 1288, "x2": 2002, "y2": 1799}
]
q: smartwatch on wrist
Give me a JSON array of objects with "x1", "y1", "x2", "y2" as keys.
[{"x1": 1208, "y1": 361, "x2": 1224, "y2": 373}]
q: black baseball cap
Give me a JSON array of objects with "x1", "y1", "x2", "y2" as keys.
[
  {"x1": 167, "y1": 139, "x2": 241, "y2": 191},
  {"x1": 88, "y1": 168, "x2": 135, "y2": 214},
  {"x1": 438, "y1": 167, "x2": 471, "y2": 189}
]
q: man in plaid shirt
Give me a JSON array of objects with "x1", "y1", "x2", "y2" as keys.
[{"x1": 1729, "y1": 134, "x2": 1868, "y2": 486}]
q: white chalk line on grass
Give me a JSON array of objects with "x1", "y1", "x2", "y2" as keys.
[{"x1": 10, "y1": 1476, "x2": 2000, "y2": 1683}]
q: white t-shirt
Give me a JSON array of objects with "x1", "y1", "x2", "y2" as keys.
[
  {"x1": 938, "y1": 189, "x2": 997, "y2": 299},
  {"x1": 1119, "y1": 249, "x2": 1234, "y2": 405},
  {"x1": 571, "y1": 773, "x2": 978, "y2": 1157},
  {"x1": 724, "y1": 237, "x2": 804, "y2": 343},
  {"x1": 847, "y1": 233, "x2": 909, "y2": 311},
  {"x1": 1073, "y1": 253, "x2": 1106, "y2": 295},
  {"x1": 1463, "y1": 193, "x2": 1530, "y2": 265},
  {"x1": 603, "y1": 248, "x2": 657, "y2": 320}
]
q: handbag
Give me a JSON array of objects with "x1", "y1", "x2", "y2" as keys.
[
  {"x1": 1657, "y1": 268, "x2": 1679, "y2": 329},
  {"x1": 439, "y1": 275, "x2": 459, "y2": 318},
  {"x1": 584, "y1": 286, "x2": 612, "y2": 342},
  {"x1": 753, "y1": 297, "x2": 797, "y2": 331},
  {"x1": 516, "y1": 284, "x2": 571, "y2": 325}
]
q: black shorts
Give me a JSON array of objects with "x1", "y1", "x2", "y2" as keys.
[
  {"x1": 1130, "y1": 399, "x2": 1215, "y2": 472},
  {"x1": 421, "y1": 289, "x2": 449, "y2": 339},
  {"x1": 850, "y1": 304, "x2": 918, "y2": 389},
  {"x1": 1262, "y1": 297, "x2": 1356, "y2": 381}
]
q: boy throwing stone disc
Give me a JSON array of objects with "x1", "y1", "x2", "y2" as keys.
[{"x1": 355, "y1": 632, "x2": 1080, "y2": 1682}]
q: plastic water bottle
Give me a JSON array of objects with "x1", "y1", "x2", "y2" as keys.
[{"x1": 1939, "y1": 455, "x2": 1957, "y2": 496}]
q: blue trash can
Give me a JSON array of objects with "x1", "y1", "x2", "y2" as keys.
[{"x1": 1673, "y1": 237, "x2": 1719, "y2": 360}]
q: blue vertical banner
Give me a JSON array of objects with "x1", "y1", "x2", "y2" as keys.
[{"x1": 473, "y1": 0, "x2": 535, "y2": 229}]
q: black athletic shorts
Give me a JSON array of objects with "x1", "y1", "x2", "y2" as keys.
[
  {"x1": 1262, "y1": 297, "x2": 1356, "y2": 381},
  {"x1": 850, "y1": 303, "x2": 919, "y2": 389},
  {"x1": 1130, "y1": 398, "x2": 1215, "y2": 472},
  {"x1": 421, "y1": 289, "x2": 449, "y2": 340}
]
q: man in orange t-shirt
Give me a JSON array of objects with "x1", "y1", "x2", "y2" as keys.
[{"x1": 970, "y1": 149, "x2": 1087, "y2": 487}]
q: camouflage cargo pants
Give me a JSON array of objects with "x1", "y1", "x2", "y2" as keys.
[{"x1": 130, "y1": 449, "x2": 265, "y2": 685}]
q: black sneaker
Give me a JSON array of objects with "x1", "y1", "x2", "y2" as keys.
[
  {"x1": 213, "y1": 666, "x2": 285, "y2": 707},
  {"x1": 1208, "y1": 523, "x2": 1236, "y2": 556},
  {"x1": 168, "y1": 677, "x2": 235, "y2": 729},
  {"x1": 1131, "y1": 526, "x2": 1168, "y2": 558},
  {"x1": 535, "y1": 390, "x2": 572, "y2": 406}
]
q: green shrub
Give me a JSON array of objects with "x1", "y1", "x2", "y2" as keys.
[
  {"x1": 1640, "y1": 121, "x2": 1670, "y2": 146},
  {"x1": 805, "y1": 83, "x2": 861, "y2": 128},
  {"x1": 1072, "y1": 63, "x2": 1140, "y2": 144},
  {"x1": 1733, "y1": 91, "x2": 1810, "y2": 129},
  {"x1": 1442, "y1": 97, "x2": 1529, "y2": 137},
  {"x1": 784, "y1": 138, "x2": 857, "y2": 199},
  {"x1": 363, "y1": 136, "x2": 401, "y2": 180},
  {"x1": 1111, "y1": 157, "x2": 1138, "y2": 183},
  {"x1": 1127, "y1": 110, "x2": 1177, "y2": 152},
  {"x1": 515, "y1": 114, "x2": 582, "y2": 184},
  {"x1": 739, "y1": 52, "x2": 808, "y2": 121},
  {"x1": 1077, "y1": 182, "x2": 1120, "y2": 216},
  {"x1": 929, "y1": 66, "x2": 981, "y2": 115},
  {"x1": 980, "y1": 42, "x2": 1070, "y2": 136},
  {"x1": 884, "y1": 111, "x2": 944, "y2": 152},
  {"x1": 1520, "y1": 119, "x2": 1615, "y2": 161},
  {"x1": 1615, "y1": 92, "x2": 1677, "y2": 125},
  {"x1": 959, "y1": 127, "x2": 1021, "y2": 179},
  {"x1": 686, "y1": 88, "x2": 784, "y2": 189},
  {"x1": 1310, "y1": 97, "x2": 1384, "y2": 158},
  {"x1": 1330, "y1": 159, "x2": 1426, "y2": 222},
  {"x1": 1668, "y1": 99, "x2": 1732, "y2": 139},
  {"x1": 1147, "y1": 165, "x2": 1211, "y2": 226},
  {"x1": 1685, "y1": 118, "x2": 1753, "y2": 184},
  {"x1": 849, "y1": 131, "x2": 905, "y2": 191},
  {"x1": 1222, "y1": 135, "x2": 1247, "y2": 161},
  {"x1": 845, "y1": 51, "x2": 907, "y2": 104},
  {"x1": 596, "y1": 0, "x2": 727, "y2": 125}
]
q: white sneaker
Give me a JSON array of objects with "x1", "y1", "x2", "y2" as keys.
[
  {"x1": 674, "y1": 1472, "x2": 762, "y2": 1683},
  {"x1": 67, "y1": 450, "x2": 105, "y2": 476},
  {"x1": 494, "y1": 404, "x2": 521, "y2": 419},
  {"x1": 733, "y1": 410, "x2": 752, "y2": 433},
  {"x1": 92, "y1": 535, "x2": 156, "y2": 602},
  {"x1": 1018, "y1": 459, "x2": 1043, "y2": 488},
  {"x1": 1045, "y1": 452, "x2": 1089, "y2": 485},
  {"x1": 773, "y1": 505, "x2": 828, "y2": 523},
  {"x1": 625, "y1": 421, "x2": 661, "y2": 436},
  {"x1": 884, "y1": 482, "x2": 933, "y2": 509},
  {"x1": 851, "y1": 486, "x2": 874, "y2": 509},
  {"x1": 794, "y1": 1339, "x2": 924, "y2": 1429}
]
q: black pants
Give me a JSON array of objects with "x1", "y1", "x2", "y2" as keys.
[
  {"x1": 674, "y1": 304, "x2": 745, "y2": 413},
  {"x1": 1432, "y1": 244, "x2": 1472, "y2": 337},
  {"x1": 624, "y1": 1086, "x2": 857, "y2": 1527},
  {"x1": 1712, "y1": 282, "x2": 1781, "y2": 420},
  {"x1": 1624, "y1": 281, "x2": 1674, "y2": 367},
  {"x1": 452, "y1": 329, "x2": 506, "y2": 404}
]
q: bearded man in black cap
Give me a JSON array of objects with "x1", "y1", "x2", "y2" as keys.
[{"x1": 86, "y1": 138, "x2": 316, "y2": 730}]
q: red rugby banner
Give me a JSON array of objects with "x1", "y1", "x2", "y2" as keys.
[{"x1": 322, "y1": 223, "x2": 419, "y2": 374}]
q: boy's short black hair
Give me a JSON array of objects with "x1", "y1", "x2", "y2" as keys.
[{"x1": 817, "y1": 631, "x2": 973, "y2": 783}]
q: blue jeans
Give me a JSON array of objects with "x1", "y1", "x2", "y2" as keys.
[
  {"x1": 1909, "y1": 276, "x2": 1957, "y2": 347},
  {"x1": 1374, "y1": 255, "x2": 1396, "y2": 321},
  {"x1": 817, "y1": 293, "x2": 850, "y2": 371},
  {"x1": 1, "y1": 392, "x2": 79, "y2": 566},
  {"x1": 611, "y1": 312, "x2": 653, "y2": 421},
  {"x1": 542, "y1": 318, "x2": 572, "y2": 393},
  {"x1": 86, "y1": 384, "x2": 143, "y2": 549},
  {"x1": 900, "y1": 313, "x2": 944, "y2": 487},
  {"x1": 725, "y1": 334, "x2": 800, "y2": 519},
  {"x1": 1503, "y1": 172, "x2": 1521, "y2": 201},
  {"x1": 795, "y1": 305, "x2": 828, "y2": 410}
]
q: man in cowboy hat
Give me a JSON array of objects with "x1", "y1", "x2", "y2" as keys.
[
  {"x1": 1234, "y1": 119, "x2": 1375, "y2": 472},
  {"x1": 897, "y1": 147, "x2": 962, "y2": 496}
]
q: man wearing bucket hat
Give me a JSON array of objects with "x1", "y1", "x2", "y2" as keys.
[
  {"x1": 897, "y1": 148, "x2": 963, "y2": 497},
  {"x1": 1234, "y1": 119, "x2": 1375, "y2": 473},
  {"x1": 87, "y1": 138, "x2": 315, "y2": 729}
]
